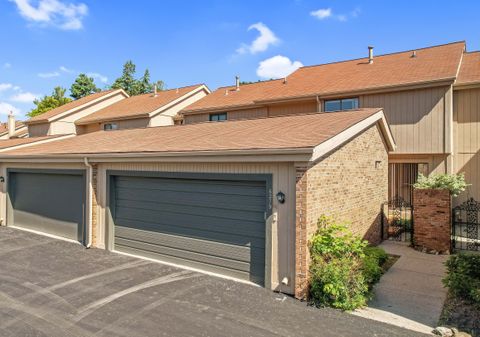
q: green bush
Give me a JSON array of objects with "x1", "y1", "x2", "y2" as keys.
[
  {"x1": 443, "y1": 253, "x2": 480, "y2": 307},
  {"x1": 308, "y1": 216, "x2": 387, "y2": 310},
  {"x1": 413, "y1": 173, "x2": 469, "y2": 197},
  {"x1": 310, "y1": 256, "x2": 368, "y2": 310},
  {"x1": 362, "y1": 246, "x2": 388, "y2": 286}
]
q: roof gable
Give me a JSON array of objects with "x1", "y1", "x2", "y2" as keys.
[
  {"x1": 26, "y1": 89, "x2": 126, "y2": 124},
  {"x1": 456, "y1": 51, "x2": 480, "y2": 86},
  {"x1": 75, "y1": 84, "x2": 208, "y2": 125}
]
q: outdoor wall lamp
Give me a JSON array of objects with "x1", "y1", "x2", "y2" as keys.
[
  {"x1": 0, "y1": 176, "x2": 4, "y2": 183},
  {"x1": 276, "y1": 191, "x2": 286, "y2": 204}
]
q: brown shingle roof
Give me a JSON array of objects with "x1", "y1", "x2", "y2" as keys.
[
  {"x1": 27, "y1": 89, "x2": 123, "y2": 124},
  {"x1": 75, "y1": 85, "x2": 206, "y2": 125},
  {"x1": 0, "y1": 121, "x2": 25, "y2": 135},
  {"x1": 456, "y1": 51, "x2": 480, "y2": 86},
  {"x1": 184, "y1": 41, "x2": 465, "y2": 113},
  {"x1": 2, "y1": 108, "x2": 384, "y2": 157},
  {"x1": 0, "y1": 135, "x2": 66, "y2": 150}
]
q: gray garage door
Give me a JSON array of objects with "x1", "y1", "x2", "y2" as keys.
[
  {"x1": 109, "y1": 172, "x2": 270, "y2": 285},
  {"x1": 8, "y1": 169, "x2": 86, "y2": 243}
]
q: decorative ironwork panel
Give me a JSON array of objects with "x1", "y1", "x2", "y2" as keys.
[
  {"x1": 452, "y1": 198, "x2": 480, "y2": 251},
  {"x1": 382, "y1": 196, "x2": 413, "y2": 243}
]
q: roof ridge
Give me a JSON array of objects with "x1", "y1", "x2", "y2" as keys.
[
  {"x1": 215, "y1": 78, "x2": 284, "y2": 90},
  {"x1": 299, "y1": 40, "x2": 466, "y2": 70}
]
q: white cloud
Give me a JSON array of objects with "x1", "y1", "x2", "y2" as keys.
[
  {"x1": 38, "y1": 71, "x2": 60, "y2": 78},
  {"x1": 0, "y1": 83, "x2": 13, "y2": 91},
  {"x1": 10, "y1": 92, "x2": 39, "y2": 103},
  {"x1": 3, "y1": 63, "x2": 11, "y2": 69},
  {"x1": 256, "y1": 55, "x2": 303, "y2": 79},
  {"x1": 310, "y1": 7, "x2": 360, "y2": 21},
  {"x1": 310, "y1": 8, "x2": 332, "y2": 20},
  {"x1": 9, "y1": 0, "x2": 88, "y2": 30},
  {"x1": 87, "y1": 72, "x2": 108, "y2": 83},
  {"x1": 237, "y1": 22, "x2": 280, "y2": 54},
  {"x1": 60, "y1": 65, "x2": 74, "y2": 73},
  {"x1": 0, "y1": 102, "x2": 20, "y2": 116}
]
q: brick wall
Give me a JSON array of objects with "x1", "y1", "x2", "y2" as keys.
[
  {"x1": 294, "y1": 124, "x2": 388, "y2": 299},
  {"x1": 413, "y1": 189, "x2": 451, "y2": 254}
]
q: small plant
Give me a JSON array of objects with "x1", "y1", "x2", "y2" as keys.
[
  {"x1": 308, "y1": 215, "x2": 389, "y2": 310},
  {"x1": 413, "y1": 173, "x2": 469, "y2": 197},
  {"x1": 443, "y1": 253, "x2": 480, "y2": 307}
]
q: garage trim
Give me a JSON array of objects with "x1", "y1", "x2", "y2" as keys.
[
  {"x1": 105, "y1": 170, "x2": 273, "y2": 286},
  {"x1": 6, "y1": 168, "x2": 88, "y2": 244}
]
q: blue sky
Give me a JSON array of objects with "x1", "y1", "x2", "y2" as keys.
[{"x1": 0, "y1": 0, "x2": 479, "y2": 121}]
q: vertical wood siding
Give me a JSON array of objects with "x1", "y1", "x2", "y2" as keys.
[
  {"x1": 453, "y1": 88, "x2": 480, "y2": 205},
  {"x1": 96, "y1": 161, "x2": 296, "y2": 294},
  {"x1": 361, "y1": 86, "x2": 449, "y2": 154}
]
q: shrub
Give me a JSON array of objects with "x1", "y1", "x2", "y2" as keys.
[
  {"x1": 362, "y1": 246, "x2": 388, "y2": 286},
  {"x1": 308, "y1": 216, "x2": 387, "y2": 310},
  {"x1": 413, "y1": 173, "x2": 468, "y2": 197},
  {"x1": 310, "y1": 256, "x2": 368, "y2": 310},
  {"x1": 443, "y1": 253, "x2": 480, "y2": 307}
]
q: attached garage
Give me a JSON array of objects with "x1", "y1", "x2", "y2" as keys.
[
  {"x1": 7, "y1": 169, "x2": 86, "y2": 243},
  {"x1": 0, "y1": 108, "x2": 395, "y2": 297},
  {"x1": 108, "y1": 171, "x2": 271, "y2": 285}
]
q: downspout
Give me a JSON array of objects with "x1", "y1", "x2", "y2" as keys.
[{"x1": 84, "y1": 157, "x2": 93, "y2": 248}]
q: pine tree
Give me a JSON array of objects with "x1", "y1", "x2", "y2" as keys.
[{"x1": 70, "y1": 74, "x2": 100, "y2": 99}]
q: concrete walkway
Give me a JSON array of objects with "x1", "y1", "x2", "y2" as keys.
[{"x1": 352, "y1": 241, "x2": 448, "y2": 335}]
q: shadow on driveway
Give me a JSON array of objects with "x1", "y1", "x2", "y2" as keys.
[{"x1": 0, "y1": 227, "x2": 429, "y2": 337}]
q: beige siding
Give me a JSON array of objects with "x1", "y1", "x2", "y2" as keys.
[
  {"x1": 27, "y1": 123, "x2": 50, "y2": 137},
  {"x1": 95, "y1": 162, "x2": 296, "y2": 294},
  {"x1": 453, "y1": 87, "x2": 480, "y2": 205},
  {"x1": 228, "y1": 107, "x2": 268, "y2": 120},
  {"x1": 361, "y1": 86, "x2": 450, "y2": 154},
  {"x1": 101, "y1": 118, "x2": 150, "y2": 130},
  {"x1": 150, "y1": 90, "x2": 209, "y2": 127},
  {"x1": 268, "y1": 101, "x2": 317, "y2": 117},
  {"x1": 184, "y1": 113, "x2": 209, "y2": 124}
]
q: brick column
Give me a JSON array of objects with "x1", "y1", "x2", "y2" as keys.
[
  {"x1": 91, "y1": 164, "x2": 98, "y2": 247},
  {"x1": 295, "y1": 166, "x2": 309, "y2": 299},
  {"x1": 413, "y1": 189, "x2": 451, "y2": 254}
]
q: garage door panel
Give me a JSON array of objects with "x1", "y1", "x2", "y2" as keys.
[
  {"x1": 115, "y1": 200, "x2": 266, "y2": 223},
  {"x1": 8, "y1": 171, "x2": 85, "y2": 243},
  {"x1": 115, "y1": 226, "x2": 265, "y2": 262},
  {"x1": 111, "y1": 174, "x2": 267, "y2": 285},
  {"x1": 115, "y1": 177, "x2": 266, "y2": 197},
  {"x1": 114, "y1": 209, "x2": 265, "y2": 239},
  {"x1": 115, "y1": 188, "x2": 266, "y2": 212},
  {"x1": 115, "y1": 219, "x2": 266, "y2": 248},
  {"x1": 116, "y1": 245, "x2": 263, "y2": 284}
]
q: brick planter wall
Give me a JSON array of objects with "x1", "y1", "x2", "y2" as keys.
[{"x1": 413, "y1": 189, "x2": 451, "y2": 254}]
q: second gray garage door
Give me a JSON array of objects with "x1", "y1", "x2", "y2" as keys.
[
  {"x1": 7, "y1": 169, "x2": 86, "y2": 243},
  {"x1": 108, "y1": 172, "x2": 271, "y2": 286}
]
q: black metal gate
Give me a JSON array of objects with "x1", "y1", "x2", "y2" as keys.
[
  {"x1": 381, "y1": 197, "x2": 413, "y2": 243},
  {"x1": 452, "y1": 198, "x2": 480, "y2": 252}
]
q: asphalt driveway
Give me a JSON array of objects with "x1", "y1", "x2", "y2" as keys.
[{"x1": 0, "y1": 227, "x2": 429, "y2": 337}]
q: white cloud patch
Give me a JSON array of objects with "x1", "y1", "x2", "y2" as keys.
[
  {"x1": 60, "y1": 65, "x2": 74, "y2": 73},
  {"x1": 38, "y1": 71, "x2": 60, "y2": 78},
  {"x1": 237, "y1": 22, "x2": 280, "y2": 54},
  {"x1": 3, "y1": 63, "x2": 11, "y2": 69},
  {"x1": 256, "y1": 55, "x2": 303, "y2": 79},
  {"x1": 9, "y1": 0, "x2": 88, "y2": 30},
  {"x1": 310, "y1": 8, "x2": 332, "y2": 19},
  {"x1": 0, "y1": 83, "x2": 13, "y2": 91},
  {"x1": 310, "y1": 7, "x2": 360, "y2": 22},
  {"x1": 10, "y1": 92, "x2": 39, "y2": 103},
  {"x1": 87, "y1": 72, "x2": 108, "y2": 83},
  {"x1": 0, "y1": 102, "x2": 21, "y2": 116}
]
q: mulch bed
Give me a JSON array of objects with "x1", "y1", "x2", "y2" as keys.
[{"x1": 439, "y1": 292, "x2": 480, "y2": 337}]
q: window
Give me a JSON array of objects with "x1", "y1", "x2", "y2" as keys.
[
  {"x1": 209, "y1": 113, "x2": 227, "y2": 122},
  {"x1": 104, "y1": 123, "x2": 118, "y2": 131},
  {"x1": 324, "y1": 98, "x2": 359, "y2": 112}
]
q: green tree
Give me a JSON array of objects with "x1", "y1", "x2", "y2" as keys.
[
  {"x1": 27, "y1": 86, "x2": 72, "y2": 118},
  {"x1": 111, "y1": 60, "x2": 137, "y2": 95},
  {"x1": 111, "y1": 61, "x2": 164, "y2": 96},
  {"x1": 70, "y1": 74, "x2": 100, "y2": 99}
]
